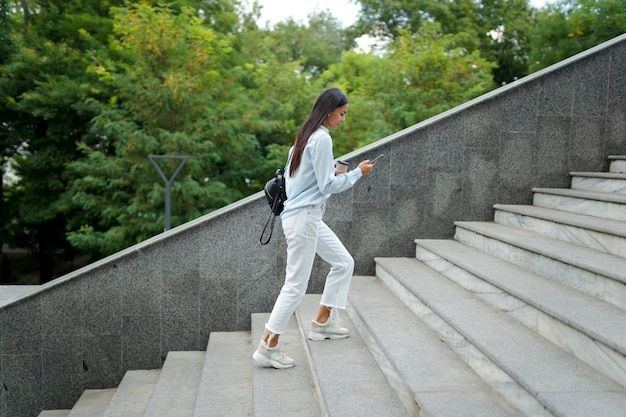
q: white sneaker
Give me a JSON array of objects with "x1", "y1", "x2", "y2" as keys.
[
  {"x1": 308, "y1": 319, "x2": 350, "y2": 341},
  {"x1": 253, "y1": 340, "x2": 295, "y2": 369}
]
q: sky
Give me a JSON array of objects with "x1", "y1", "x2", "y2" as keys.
[
  {"x1": 256, "y1": 0, "x2": 550, "y2": 28},
  {"x1": 256, "y1": 0, "x2": 360, "y2": 27}
]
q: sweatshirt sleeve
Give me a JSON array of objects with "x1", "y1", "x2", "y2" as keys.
[{"x1": 310, "y1": 131, "x2": 363, "y2": 195}]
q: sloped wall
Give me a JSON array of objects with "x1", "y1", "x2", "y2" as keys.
[{"x1": 1, "y1": 34, "x2": 625, "y2": 416}]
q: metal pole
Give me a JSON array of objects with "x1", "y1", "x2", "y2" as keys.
[
  {"x1": 148, "y1": 155, "x2": 189, "y2": 231},
  {"x1": 165, "y1": 182, "x2": 172, "y2": 231}
]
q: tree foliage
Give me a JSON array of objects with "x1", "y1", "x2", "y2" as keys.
[
  {"x1": 355, "y1": 0, "x2": 480, "y2": 40},
  {"x1": 354, "y1": 0, "x2": 535, "y2": 85},
  {"x1": 321, "y1": 23, "x2": 495, "y2": 155},
  {"x1": 265, "y1": 11, "x2": 352, "y2": 75},
  {"x1": 65, "y1": 3, "x2": 252, "y2": 254},
  {"x1": 0, "y1": 0, "x2": 116, "y2": 281},
  {"x1": 64, "y1": 3, "x2": 322, "y2": 256},
  {"x1": 529, "y1": 0, "x2": 626, "y2": 71},
  {"x1": 1, "y1": 0, "x2": 622, "y2": 280},
  {"x1": 478, "y1": 0, "x2": 534, "y2": 84},
  {"x1": 0, "y1": 0, "x2": 15, "y2": 248}
]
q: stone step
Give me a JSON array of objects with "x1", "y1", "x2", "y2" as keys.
[
  {"x1": 413, "y1": 238, "x2": 626, "y2": 388},
  {"x1": 531, "y1": 188, "x2": 626, "y2": 221},
  {"x1": 40, "y1": 155, "x2": 626, "y2": 417},
  {"x1": 453, "y1": 221, "x2": 626, "y2": 310},
  {"x1": 38, "y1": 411, "x2": 71, "y2": 417},
  {"x1": 609, "y1": 155, "x2": 626, "y2": 173},
  {"x1": 66, "y1": 389, "x2": 116, "y2": 417},
  {"x1": 493, "y1": 203, "x2": 626, "y2": 257},
  {"x1": 374, "y1": 257, "x2": 626, "y2": 417},
  {"x1": 570, "y1": 171, "x2": 626, "y2": 194},
  {"x1": 251, "y1": 313, "x2": 320, "y2": 417},
  {"x1": 142, "y1": 351, "x2": 205, "y2": 417},
  {"x1": 102, "y1": 370, "x2": 160, "y2": 417},
  {"x1": 347, "y1": 275, "x2": 521, "y2": 417},
  {"x1": 295, "y1": 295, "x2": 409, "y2": 417},
  {"x1": 193, "y1": 331, "x2": 252, "y2": 417}
]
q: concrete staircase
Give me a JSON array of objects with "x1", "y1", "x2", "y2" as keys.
[{"x1": 40, "y1": 155, "x2": 626, "y2": 417}]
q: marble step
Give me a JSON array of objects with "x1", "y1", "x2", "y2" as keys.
[
  {"x1": 251, "y1": 313, "x2": 320, "y2": 417},
  {"x1": 295, "y1": 295, "x2": 409, "y2": 417},
  {"x1": 453, "y1": 221, "x2": 626, "y2": 310},
  {"x1": 67, "y1": 389, "x2": 116, "y2": 417},
  {"x1": 570, "y1": 171, "x2": 626, "y2": 194},
  {"x1": 532, "y1": 188, "x2": 626, "y2": 221},
  {"x1": 374, "y1": 257, "x2": 626, "y2": 417},
  {"x1": 609, "y1": 155, "x2": 626, "y2": 173},
  {"x1": 347, "y1": 275, "x2": 522, "y2": 417},
  {"x1": 102, "y1": 370, "x2": 160, "y2": 417},
  {"x1": 413, "y1": 239, "x2": 626, "y2": 388},
  {"x1": 142, "y1": 351, "x2": 205, "y2": 417},
  {"x1": 493, "y1": 204, "x2": 626, "y2": 257},
  {"x1": 193, "y1": 331, "x2": 252, "y2": 417}
]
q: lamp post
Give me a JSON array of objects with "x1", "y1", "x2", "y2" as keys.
[{"x1": 148, "y1": 155, "x2": 189, "y2": 231}]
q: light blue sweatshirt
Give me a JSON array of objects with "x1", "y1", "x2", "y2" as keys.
[{"x1": 281, "y1": 126, "x2": 363, "y2": 220}]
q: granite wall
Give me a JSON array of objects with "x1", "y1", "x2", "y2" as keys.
[{"x1": 1, "y1": 34, "x2": 625, "y2": 417}]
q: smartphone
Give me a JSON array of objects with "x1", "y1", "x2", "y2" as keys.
[{"x1": 369, "y1": 154, "x2": 384, "y2": 164}]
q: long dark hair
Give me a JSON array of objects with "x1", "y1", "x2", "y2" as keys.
[{"x1": 289, "y1": 88, "x2": 348, "y2": 176}]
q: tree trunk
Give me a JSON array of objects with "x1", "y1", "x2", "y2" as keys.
[
  {"x1": 21, "y1": 0, "x2": 28, "y2": 33},
  {"x1": 0, "y1": 168, "x2": 4, "y2": 250}
]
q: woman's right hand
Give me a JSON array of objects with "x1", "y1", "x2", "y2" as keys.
[{"x1": 358, "y1": 160, "x2": 375, "y2": 176}]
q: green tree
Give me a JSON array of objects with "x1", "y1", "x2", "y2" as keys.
[
  {"x1": 529, "y1": 0, "x2": 626, "y2": 71},
  {"x1": 321, "y1": 23, "x2": 495, "y2": 155},
  {"x1": 354, "y1": 0, "x2": 535, "y2": 85},
  {"x1": 0, "y1": 15, "x2": 112, "y2": 281},
  {"x1": 64, "y1": 2, "x2": 305, "y2": 256},
  {"x1": 355, "y1": 0, "x2": 479, "y2": 40},
  {"x1": 478, "y1": 0, "x2": 535, "y2": 84},
  {"x1": 1, "y1": 0, "x2": 254, "y2": 275},
  {"x1": 381, "y1": 27, "x2": 495, "y2": 124},
  {"x1": 266, "y1": 10, "x2": 354, "y2": 75},
  {"x1": 65, "y1": 4, "x2": 243, "y2": 256},
  {"x1": 226, "y1": 44, "x2": 318, "y2": 181},
  {"x1": 0, "y1": 0, "x2": 13, "y2": 64},
  {"x1": 0, "y1": 0, "x2": 15, "y2": 251},
  {"x1": 0, "y1": 0, "x2": 519, "y2": 275}
]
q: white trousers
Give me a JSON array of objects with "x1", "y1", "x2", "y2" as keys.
[{"x1": 265, "y1": 204, "x2": 354, "y2": 335}]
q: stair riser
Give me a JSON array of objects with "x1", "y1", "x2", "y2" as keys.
[
  {"x1": 66, "y1": 389, "x2": 116, "y2": 417},
  {"x1": 533, "y1": 193, "x2": 626, "y2": 222},
  {"x1": 571, "y1": 176, "x2": 626, "y2": 194},
  {"x1": 610, "y1": 160, "x2": 626, "y2": 174},
  {"x1": 376, "y1": 266, "x2": 555, "y2": 417},
  {"x1": 414, "y1": 245, "x2": 626, "y2": 389},
  {"x1": 346, "y1": 304, "x2": 422, "y2": 417},
  {"x1": 494, "y1": 210, "x2": 626, "y2": 258},
  {"x1": 142, "y1": 352, "x2": 205, "y2": 417},
  {"x1": 103, "y1": 370, "x2": 160, "y2": 417},
  {"x1": 195, "y1": 333, "x2": 252, "y2": 417},
  {"x1": 454, "y1": 226, "x2": 626, "y2": 311}
]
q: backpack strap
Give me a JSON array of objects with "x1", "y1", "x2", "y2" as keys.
[{"x1": 259, "y1": 194, "x2": 282, "y2": 245}]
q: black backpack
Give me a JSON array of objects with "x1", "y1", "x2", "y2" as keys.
[{"x1": 259, "y1": 169, "x2": 287, "y2": 244}]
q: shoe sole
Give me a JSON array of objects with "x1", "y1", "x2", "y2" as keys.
[
  {"x1": 308, "y1": 331, "x2": 349, "y2": 341},
  {"x1": 253, "y1": 351, "x2": 295, "y2": 369}
]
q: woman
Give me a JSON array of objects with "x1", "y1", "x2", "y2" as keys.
[{"x1": 253, "y1": 87, "x2": 376, "y2": 369}]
